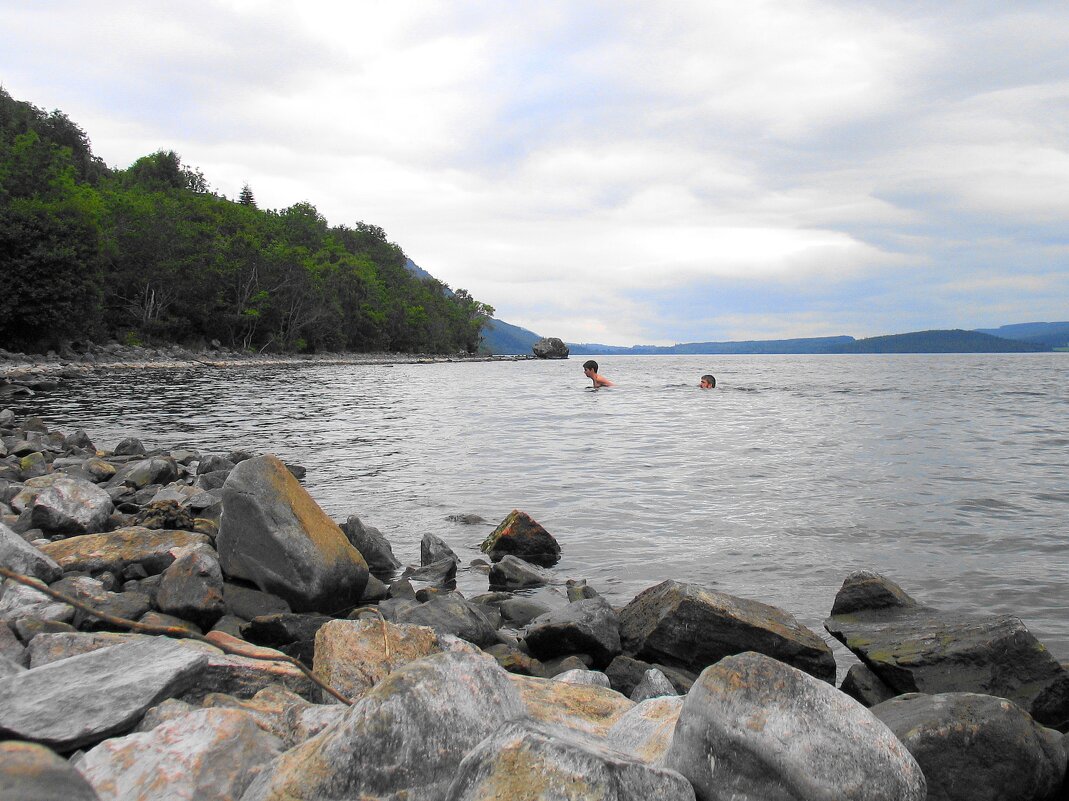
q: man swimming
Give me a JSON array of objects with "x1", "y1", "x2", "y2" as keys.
[
  {"x1": 583, "y1": 360, "x2": 614, "y2": 388},
  {"x1": 699, "y1": 374, "x2": 716, "y2": 389}
]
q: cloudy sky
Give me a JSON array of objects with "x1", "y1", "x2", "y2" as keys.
[{"x1": 3, "y1": 1, "x2": 1067, "y2": 344}]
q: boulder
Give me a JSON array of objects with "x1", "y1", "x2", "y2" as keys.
[
  {"x1": 76, "y1": 707, "x2": 283, "y2": 801},
  {"x1": 313, "y1": 619, "x2": 450, "y2": 702},
  {"x1": 39, "y1": 526, "x2": 212, "y2": 575},
  {"x1": 156, "y1": 549, "x2": 226, "y2": 629},
  {"x1": 484, "y1": 642, "x2": 546, "y2": 677},
  {"x1": 240, "y1": 650, "x2": 527, "y2": 801},
  {"x1": 663, "y1": 651, "x2": 926, "y2": 801},
  {"x1": 553, "y1": 667, "x2": 612, "y2": 687},
  {"x1": 606, "y1": 654, "x2": 696, "y2": 697},
  {"x1": 606, "y1": 695, "x2": 684, "y2": 763},
  {"x1": 824, "y1": 570, "x2": 1069, "y2": 729},
  {"x1": 223, "y1": 581, "x2": 291, "y2": 620},
  {"x1": 109, "y1": 456, "x2": 179, "y2": 489},
  {"x1": 631, "y1": 667, "x2": 679, "y2": 702},
  {"x1": 481, "y1": 509, "x2": 561, "y2": 566},
  {"x1": 532, "y1": 337, "x2": 570, "y2": 359},
  {"x1": 241, "y1": 612, "x2": 334, "y2": 664},
  {"x1": 197, "y1": 454, "x2": 236, "y2": 475},
  {"x1": 509, "y1": 673, "x2": 635, "y2": 737},
  {"x1": 445, "y1": 718, "x2": 696, "y2": 801},
  {"x1": 0, "y1": 577, "x2": 74, "y2": 626},
  {"x1": 401, "y1": 556, "x2": 458, "y2": 587},
  {"x1": 840, "y1": 663, "x2": 896, "y2": 707},
  {"x1": 112, "y1": 437, "x2": 147, "y2": 456},
  {"x1": 0, "y1": 520, "x2": 62, "y2": 582},
  {"x1": 217, "y1": 455, "x2": 368, "y2": 612},
  {"x1": 620, "y1": 579, "x2": 835, "y2": 682},
  {"x1": 0, "y1": 740, "x2": 101, "y2": 801},
  {"x1": 340, "y1": 514, "x2": 402, "y2": 572},
  {"x1": 872, "y1": 692, "x2": 1066, "y2": 801},
  {"x1": 524, "y1": 595, "x2": 622, "y2": 667},
  {"x1": 489, "y1": 553, "x2": 552, "y2": 589},
  {"x1": 421, "y1": 532, "x2": 459, "y2": 565},
  {"x1": 30, "y1": 477, "x2": 114, "y2": 534},
  {"x1": 0, "y1": 636, "x2": 208, "y2": 751}
]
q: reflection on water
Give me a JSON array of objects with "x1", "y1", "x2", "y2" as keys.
[{"x1": 16, "y1": 353, "x2": 1069, "y2": 667}]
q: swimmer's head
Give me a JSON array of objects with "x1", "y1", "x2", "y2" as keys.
[
  {"x1": 700, "y1": 374, "x2": 716, "y2": 389},
  {"x1": 583, "y1": 360, "x2": 599, "y2": 376}
]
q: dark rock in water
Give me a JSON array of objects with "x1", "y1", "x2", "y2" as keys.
[
  {"x1": 532, "y1": 337, "x2": 570, "y2": 359},
  {"x1": 112, "y1": 437, "x2": 146, "y2": 457},
  {"x1": 524, "y1": 596, "x2": 622, "y2": 668},
  {"x1": 402, "y1": 556, "x2": 458, "y2": 587},
  {"x1": 489, "y1": 554, "x2": 552, "y2": 589},
  {"x1": 620, "y1": 579, "x2": 836, "y2": 683},
  {"x1": 226, "y1": 449, "x2": 256, "y2": 464},
  {"x1": 872, "y1": 692, "x2": 1066, "y2": 801},
  {"x1": 824, "y1": 570, "x2": 1069, "y2": 729},
  {"x1": 567, "y1": 578, "x2": 600, "y2": 601},
  {"x1": 156, "y1": 549, "x2": 226, "y2": 629},
  {"x1": 240, "y1": 650, "x2": 526, "y2": 801},
  {"x1": 481, "y1": 509, "x2": 561, "y2": 567},
  {"x1": 663, "y1": 652, "x2": 926, "y2": 801},
  {"x1": 446, "y1": 512, "x2": 487, "y2": 524},
  {"x1": 841, "y1": 662, "x2": 896, "y2": 707},
  {"x1": 341, "y1": 514, "x2": 402, "y2": 572},
  {"x1": 62, "y1": 429, "x2": 95, "y2": 453},
  {"x1": 421, "y1": 532, "x2": 460, "y2": 565},
  {"x1": 0, "y1": 740, "x2": 102, "y2": 801},
  {"x1": 0, "y1": 636, "x2": 208, "y2": 751},
  {"x1": 831, "y1": 569, "x2": 920, "y2": 616},
  {"x1": 446, "y1": 718, "x2": 695, "y2": 801},
  {"x1": 394, "y1": 593, "x2": 500, "y2": 648},
  {"x1": 493, "y1": 596, "x2": 553, "y2": 627},
  {"x1": 216, "y1": 455, "x2": 368, "y2": 613},
  {"x1": 0, "y1": 520, "x2": 62, "y2": 582}
]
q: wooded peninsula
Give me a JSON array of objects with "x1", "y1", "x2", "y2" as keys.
[{"x1": 0, "y1": 89, "x2": 494, "y2": 356}]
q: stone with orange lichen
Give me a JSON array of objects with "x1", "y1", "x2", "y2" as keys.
[
  {"x1": 606, "y1": 695, "x2": 684, "y2": 764},
  {"x1": 39, "y1": 526, "x2": 212, "y2": 576},
  {"x1": 508, "y1": 673, "x2": 635, "y2": 738},
  {"x1": 217, "y1": 455, "x2": 368, "y2": 613},
  {"x1": 480, "y1": 509, "x2": 561, "y2": 567}
]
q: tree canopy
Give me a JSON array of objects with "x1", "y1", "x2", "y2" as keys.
[{"x1": 0, "y1": 87, "x2": 493, "y2": 354}]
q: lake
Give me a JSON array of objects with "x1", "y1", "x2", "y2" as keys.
[{"x1": 14, "y1": 353, "x2": 1069, "y2": 672}]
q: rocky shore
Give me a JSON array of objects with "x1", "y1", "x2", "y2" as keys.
[
  {"x1": 1, "y1": 409, "x2": 1068, "y2": 800},
  {"x1": 0, "y1": 341, "x2": 531, "y2": 388}
]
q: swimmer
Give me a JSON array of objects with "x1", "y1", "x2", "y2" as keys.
[
  {"x1": 699, "y1": 374, "x2": 716, "y2": 389},
  {"x1": 583, "y1": 360, "x2": 614, "y2": 388}
]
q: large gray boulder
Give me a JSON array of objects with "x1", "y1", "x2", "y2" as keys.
[
  {"x1": 77, "y1": 707, "x2": 284, "y2": 801},
  {"x1": 663, "y1": 651, "x2": 926, "y2": 801},
  {"x1": 524, "y1": 595, "x2": 622, "y2": 668},
  {"x1": 532, "y1": 337, "x2": 570, "y2": 359},
  {"x1": 0, "y1": 740, "x2": 101, "y2": 801},
  {"x1": 445, "y1": 718, "x2": 696, "y2": 801},
  {"x1": 620, "y1": 580, "x2": 836, "y2": 683},
  {"x1": 0, "y1": 520, "x2": 62, "y2": 582},
  {"x1": 0, "y1": 636, "x2": 208, "y2": 751},
  {"x1": 217, "y1": 455, "x2": 368, "y2": 613},
  {"x1": 30, "y1": 477, "x2": 114, "y2": 535},
  {"x1": 824, "y1": 570, "x2": 1069, "y2": 729},
  {"x1": 872, "y1": 692, "x2": 1066, "y2": 801},
  {"x1": 240, "y1": 650, "x2": 527, "y2": 801}
]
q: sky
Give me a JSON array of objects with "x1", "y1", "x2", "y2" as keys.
[{"x1": 2, "y1": 1, "x2": 1067, "y2": 345}]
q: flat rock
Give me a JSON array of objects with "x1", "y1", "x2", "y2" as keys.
[
  {"x1": 77, "y1": 707, "x2": 283, "y2": 801},
  {"x1": 606, "y1": 695, "x2": 684, "y2": 764},
  {"x1": 393, "y1": 593, "x2": 500, "y2": 647},
  {"x1": 481, "y1": 509, "x2": 561, "y2": 566},
  {"x1": 0, "y1": 577, "x2": 74, "y2": 625},
  {"x1": 39, "y1": 526, "x2": 212, "y2": 575},
  {"x1": 620, "y1": 579, "x2": 836, "y2": 682},
  {"x1": 824, "y1": 570, "x2": 1069, "y2": 729},
  {"x1": 217, "y1": 455, "x2": 368, "y2": 612},
  {"x1": 240, "y1": 650, "x2": 527, "y2": 801},
  {"x1": 0, "y1": 740, "x2": 101, "y2": 801},
  {"x1": 663, "y1": 651, "x2": 926, "y2": 801},
  {"x1": 509, "y1": 673, "x2": 635, "y2": 738},
  {"x1": 445, "y1": 718, "x2": 696, "y2": 801},
  {"x1": 524, "y1": 595, "x2": 622, "y2": 668},
  {"x1": 873, "y1": 692, "x2": 1066, "y2": 801},
  {"x1": 0, "y1": 636, "x2": 208, "y2": 751},
  {"x1": 489, "y1": 553, "x2": 552, "y2": 589}
]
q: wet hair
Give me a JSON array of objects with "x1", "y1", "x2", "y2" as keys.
[
  {"x1": 583, "y1": 360, "x2": 599, "y2": 372},
  {"x1": 701, "y1": 374, "x2": 716, "y2": 387}
]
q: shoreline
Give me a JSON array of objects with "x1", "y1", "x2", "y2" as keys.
[{"x1": 0, "y1": 344, "x2": 533, "y2": 385}]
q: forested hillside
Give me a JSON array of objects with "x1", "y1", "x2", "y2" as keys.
[{"x1": 0, "y1": 89, "x2": 493, "y2": 354}]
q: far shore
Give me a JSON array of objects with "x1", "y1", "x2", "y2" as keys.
[{"x1": 0, "y1": 343, "x2": 532, "y2": 385}]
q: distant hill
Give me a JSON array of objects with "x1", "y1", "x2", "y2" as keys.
[
  {"x1": 568, "y1": 336, "x2": 855, "y2": 355},
  {"x1": 480, "y1": 318, "x2": 543, "y2": 354},
  {"x1": 823, "y1": 329, "x2": 1045, "y2": 354},
  {"x1": 974, "y1": 322, "x2": 1069, "y2": 350}
]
